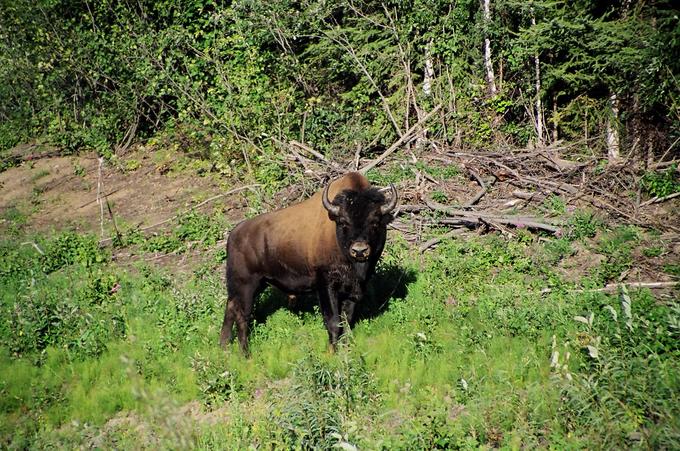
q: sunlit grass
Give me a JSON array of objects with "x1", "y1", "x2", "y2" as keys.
[{"x1": 0, "y1": 227, "x2": 678, "y2": 448}]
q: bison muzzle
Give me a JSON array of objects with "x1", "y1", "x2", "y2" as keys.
[{"x1": 220, "y1": 172, "x2": 397, "y2": 354}]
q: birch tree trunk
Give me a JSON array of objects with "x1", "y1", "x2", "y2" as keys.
[
  {"x1": 531, "y1": 10, "x2": 544, "y2": 146},
  {"x1": 606, "y1": 93, "x2": 621, "y2": 164},
  {"x1": 482, "y1": 0, "x2": 497, "y2": 95},
  {"x1": 423, "y1": 41, "x2": 434, "y2": 97}
]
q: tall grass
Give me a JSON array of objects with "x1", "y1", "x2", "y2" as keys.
[{"x1": 0, "y1": 224, "x2": 678, "y2": 449}]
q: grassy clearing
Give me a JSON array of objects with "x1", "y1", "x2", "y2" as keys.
[{"x1": 0, "y1": 212, "x2": 678, "y2": 449}]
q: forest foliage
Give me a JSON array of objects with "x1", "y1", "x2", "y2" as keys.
[{"x1": 1, "y1": 0, "x2": 678, "y2": 168}]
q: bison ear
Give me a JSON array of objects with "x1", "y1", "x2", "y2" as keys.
[
  {"x1": 327, "y1": 210, "x2": 340, "y2": 222},
  {"x1": 380, "y1": 211, "x2": 395, "y2": 226}
]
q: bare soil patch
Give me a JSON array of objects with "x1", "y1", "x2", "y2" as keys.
[{"x1": 0, "y1": 149, "x2": 230, "y2": 236}]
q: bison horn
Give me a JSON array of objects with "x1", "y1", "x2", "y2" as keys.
[
  {"x1": 322, "y1": 183, "x2": 340, "y2": 216},
  {"x1": 380, "y1": 183, "x2": 398, "y2": 215}
]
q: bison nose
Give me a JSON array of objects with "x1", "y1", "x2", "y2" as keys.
[{"x1": 350, "y1": 242, "x2": 371, "y2": 260}]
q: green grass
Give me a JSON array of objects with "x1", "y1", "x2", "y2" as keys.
[{"x1": 0, "y1": 225, "x2": 678, "y2": 449}]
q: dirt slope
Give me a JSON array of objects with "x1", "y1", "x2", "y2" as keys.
[{"x1": 0, "y1": 150, "x2": 228, "y2": 236}]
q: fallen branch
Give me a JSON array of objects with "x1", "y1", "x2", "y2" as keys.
[
  {"x1": 651, "y1": 159, "x2": 680, "y2": 170},
  {"x1": 105, "y1": 195, "x2": 121, "y2": 242},
  {"x1": 395, "y1": 204, "x2": 426, "y2": 214},
  {"x1": 639, "y1": 191, "x2": 680, "y2": 207},
  {"x1": 438, "y1": 216, "x2": 560, "y2": 234},
  {"x1": 463, "y1": 167, "x2": 491, "y2": 208},
  {"x1": 540, "y1": 281, "x2": 679, "y2": 294},
  {"x1": 21, "y1": 242, "x2": 44, "y2": 255},
  {"x1": 289, "y1": 140, "x2": 344, "y2": 172},
  {"x1": 98, "y1": 184, "x2": 260, "y2": 245},
  {"x1": 418, "y1": 228, "x2": 465, "y2": 253},
  {"x1": 424, "y1": 197, "x2": 561, "y2": 233},
  {"x1": 360, "y1": 104, "x2": 442, "y2": 174},
  {"x1": 287, "y1": 146, "x2": 317, "y2": 175},
  {"x1": 512, "y1": 190, "x2": 547, "y2": 202}
]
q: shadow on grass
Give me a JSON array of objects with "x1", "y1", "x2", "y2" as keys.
[
  {"x1": 358, "y1": 262, "x2": 417, "y2": 321},
  {"x1": 251, "y1": 262, "x2": 417, "y2": 326}
]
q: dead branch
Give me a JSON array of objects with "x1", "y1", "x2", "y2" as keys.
[
  {"x1": 98, "y1": 184, "x2": 261, "y2": 245},
  {"x1": 540, "y1": 281, "x2": 679, "y2": 294},
  {"x1": 463, "y1": 167, "x2": 491, "y2": 207},
  {"x1": 651, "y1": 159, "x2": 680, "y2": 170},
  {"x1": 396, "y1": 204, "x2": 426, "y2": 214},
  {"x1": 115, "y1": 113, "x2": 140, "y2": 155},
  {"x1": 323, "y1": 30, "x2": 403, "y2": 138},
  {"x1": 286, "y1": 146, "x2": 317, "y2": 176},
  {"x1": 437, "y1": 216, "x2": 560, "y2": 234},
  {"x1": 353, "y1": 143, "x2": 361, "y2": 171},
  {"x1": 289, "y1": 140, "x2": 344, "y2": 172},
  {"x1": 105, "y1": 196, "x2": 121, "y2": 242},
  {"x1": 418, "y1": 229, "x2": 465, "y2": 253},
  {"x1": 96, "y1": 156, "x2": 105, "y2": 238},
  {"x1": 21, "y1": 242, "x2": 45, "y2": 255},
  {"x1": 78, "y1": 188, "x2": 123, "y2": 209},
  {"x1": 360, "y1": 104, "x2": 442, "y2": 174},
  {"x1": 512, "y1": 190, "x2": 547, "y2": 202},
  {"x1": 651, "y1": 136, "x2": 680, "y2": 169},
  {"x1": 640, "y1": 191, "x2": 680, "y2": 207}
]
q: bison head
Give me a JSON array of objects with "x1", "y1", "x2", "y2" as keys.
[{"x1": 322, "y1": 182, "x2": 397, "y2": 275}]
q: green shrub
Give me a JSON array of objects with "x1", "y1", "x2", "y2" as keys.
[
  {"x1": 5, "y1": 269, "x2": 124, "y2": 358},
  {"x1": 267, "y1": 351, "x2": 377, "y2": 448},
  {"x1": 543, "y1": 238, "x2": 575, "y2": 264},
  {"x1": 641, "y1": 164, "x2": 680, "y2": 198},
  {"x1": 41, "y1": 232, "x2": 109, "y2": 273},
  {"x1": 562, "y1": 287, "x2": 680, "y2": 449},
  {"x1": 192, "y1": 354, "x2": 242, "y2": 407},
  {"x1": 566, "y1": 211, "x2": 602, "y2": 240},
  {"x1": 594, "y1": 226, "x2": 640, "y2": 282}
]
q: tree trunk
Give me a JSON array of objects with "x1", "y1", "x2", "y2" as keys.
[
  {"x1": 531, "y1": 11, "x2": 543, "y2": 146},
  {"x1": 423, "y1": 41, "x2": 434, "y2": 97},
  {"x1": 482, "y1": 0, "x2": 497, "y2": 95},
  {"x1": 552, "y1": 94, "x2": 558, "y2": 142},
  {"x1": 606, "y1": 93, "x2": 621, "y2": 164}
]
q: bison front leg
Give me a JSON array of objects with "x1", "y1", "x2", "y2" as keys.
[
  {"x1": 318, "y1": 284, "x2": 342, "y2": 348},
  {"x1": 339, "y1": 280, "x2": 364, "y2": 332},
  {"x1": 340, "y1": 300, "x2": 357, "y2": 329}
]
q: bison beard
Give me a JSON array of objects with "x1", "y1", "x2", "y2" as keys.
[{"x1": 220, "y1": 172, "x2": 397, "y2": 354}]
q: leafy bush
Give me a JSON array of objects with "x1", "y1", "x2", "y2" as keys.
[
  {"x1": 142, "y1": 211, "x2": 226, "y2": 254},
  {"x1": 41, "y1": 232, "x2": 109, "y2": 273},
  {"x1": 594, "y1": 226, "x2": 640, "y2": 282},
  {"x1": 192, "y1": 354, "x2": 242, "y2": 407},
  {"x1": 176, "y1": 211, "x2": 225, "y2": 246},
  {"x1": 543, "y1": 238, "x2": 575, "y2": 264},
  {"x1": 543, "y1": 194, "x2": 566, "y2": 216},
  {"x1": 565, "y1": 211, "x2": 602, "y2": 240},
  {"x1": 641, "y1": 164, "x2": 680, "y2": 198},
  {"x1": 5, "y1": 269, "x2": 124, "y2": 359}
]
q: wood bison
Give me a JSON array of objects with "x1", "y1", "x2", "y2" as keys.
[{"x1": 220, "y1": 172, "x2": 398, "y2": 353}]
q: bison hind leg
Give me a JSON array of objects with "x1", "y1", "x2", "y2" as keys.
[
  {"x1": 220, "y1": 278, "x2": 261, "y2": 355},
  {"x1": 219, "y1": 299, "x2": 238, "y2": 348}
]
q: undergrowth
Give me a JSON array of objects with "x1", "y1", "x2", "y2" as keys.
[{"x1": 0, "y1": 219, "x2": 678, "y2": 449}]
